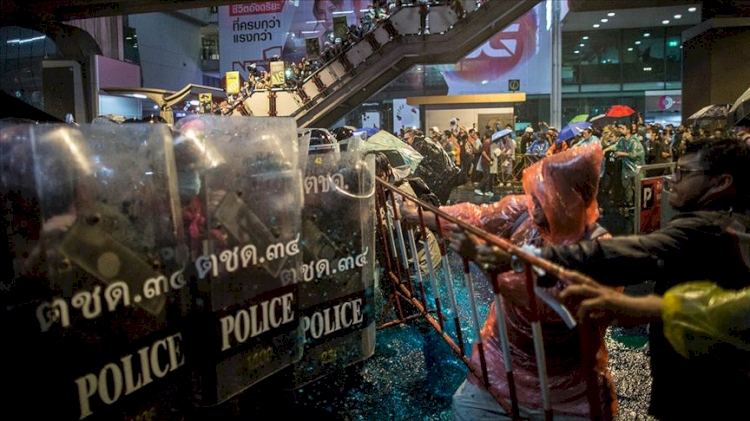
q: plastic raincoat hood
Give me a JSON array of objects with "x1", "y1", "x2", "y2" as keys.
[{"x1": 522, "y1": 143, "x2": 603, "y2": 245}]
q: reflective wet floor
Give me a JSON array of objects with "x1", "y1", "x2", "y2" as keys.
[
  {"x1": 283, "y1": 260, "x2": 654, "y2": 420},
  {"x1": 221, "y1": 184, "x2": 654, "y2": 420}
]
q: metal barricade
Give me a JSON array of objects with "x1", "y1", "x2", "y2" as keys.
[
  {"x1": 375, "y1": 178, "x2": 611, "y2": 421},
  {"x1": 494, "y1": 153, "x2": 541, "y2": 188}
]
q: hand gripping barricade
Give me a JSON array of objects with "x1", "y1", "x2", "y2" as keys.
[
  {"x1": 175, "y1": 115, "x2": 305, "y2": 407},
  {"x1": 278, "y1": 150, "x2": 377, "y2": 388},
  {"x1": 2, "y1": 122, "x2": 192, "y2": 421}
]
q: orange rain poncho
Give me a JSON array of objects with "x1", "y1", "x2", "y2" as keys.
[{"x1": 441, "y1": 144, "x2": 619, "y2": 419}]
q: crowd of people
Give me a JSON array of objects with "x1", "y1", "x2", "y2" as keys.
[
  {"x1": 409, "y1": 113, "x2": 742, "y2": 212},
  {"x1": 445, "y1": 135, "x2": 750, "y2": 420},
  {"x1": 396, "y1": 119, "x2": 517, "y2": 199},
  {"x1": 366, "y1": 104, "x2": 750, "y2": 420},
  {"x1": 382, "y1": 120, "x2": 750, "y2": 420}
]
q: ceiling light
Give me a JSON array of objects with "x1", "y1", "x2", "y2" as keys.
[
  {"x1": 607, "y1": 12, "x2": 615, "y2": 17},
  {"x1": 580, "y1": 43, "x2": 585, "y2": 47},
  {"x1": 635, "y1": 41, "x2": 641, "y2": 45},
  {"x1": 644, "y1": 32, "x2": 650, "y2": 37},
  {"x1": 593, "y1": 24, "x2": 600, "y2": 28},
  {"x1": 662, "y1": 20, "x2": 670, "y2": 24},
  {"x1": 583, "y1": 36, "x2": 589, "y2": 40},
  {"x1": 601, "y1": 18, "x2": 608, "y2": 23},
  {"x1": 688, "y1": 7, "x2": 697, "y2": 12},
  {"x1": 6, "y1": 35, "x2": 46, "y2": 45},
  {"x1": 628, "y1": 47, "x2": 634, "y2": 51},
  {"x1": 674, "y1": 14, "x2": 682, "y2": 19},
  {"x1": 574, "y1": 50, "x2": 580, "y2": 54}
]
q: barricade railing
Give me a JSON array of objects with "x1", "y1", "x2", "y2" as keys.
[
  {"x1": 290, "y1": 3, "x2": 464, "y2": 120},
  {"x1": 375, "y1": 177, "x2": 608, "y2": 421},
  {"x1": 485, "y1": 153, "x2": 543, "y2": 188}
]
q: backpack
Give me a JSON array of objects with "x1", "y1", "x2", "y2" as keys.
[
  {"x1": 464, "y1": 139, "x2": 476, "y2": 156},
  {"x1": 398, "y1": 175, "x2": 441, "y2": 207}
]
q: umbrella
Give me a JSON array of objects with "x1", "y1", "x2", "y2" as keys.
[
  {"x1": 569, "y1": 114, "x2": 589, "y2": 124},
  {"x1": 729, "y1": 86, "x2": 750, "y2": 127},
  {"x1": 605, "y1": 105, "x2": 637, "y2": 118},
  {"x1": 687, "y1": 103, "x2": 731, "y2": 123},
  {"x1": 558, "y1": 121, "x2": 592, "y2": 142},
  {"x1": 354, "y1": 129, "x2": 423, "y2": 176},
  {"x1": 588, "y1": 114, "x2": 619, "y2": 127},
  {"x1": 491, "y1": 128, "x2": 513, "y2": 141},
  {"x1": 358, "y1": 126, "x2": 380, "y2": 137}
]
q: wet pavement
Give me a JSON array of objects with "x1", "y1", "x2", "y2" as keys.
[
  {"x1": 223, "y1": 183, "x2": 653, "y2": 420},
  {"x1": 269, "y1": 183, "x2": 656, "y2": 420}
]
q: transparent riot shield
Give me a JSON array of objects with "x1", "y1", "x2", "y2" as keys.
[
  {"x1": 3, "y1": 122, "x2": 191, "y2": 421},
  {"x1": 283, "y1": 151, "x2": 377, "y2": 387},
  {"x1": 179, "y1": 115, "x2": 304, "y2": 406}
]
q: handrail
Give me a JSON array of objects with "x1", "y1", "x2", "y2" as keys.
[{"x1": 224, "y1": 0, "x2": 538, "y2": 127}]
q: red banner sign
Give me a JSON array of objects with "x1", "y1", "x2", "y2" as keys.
[
  {"x1": 639, "y1": 178, "x2": 663, "y2": 234},
  {"x1": 229, "y1": 1, "x2": 284, "y2": 16}
]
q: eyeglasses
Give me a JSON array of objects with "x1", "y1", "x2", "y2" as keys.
[{"x1": 671, "y1": 165, "x2": 706, "y2": 183}]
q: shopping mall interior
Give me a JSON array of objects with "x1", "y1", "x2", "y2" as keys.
[
  {"x1": 2, "y1": 0, "x2": 750, "y2": 129},
  {"x1": 2, "y1": 1, "x2": 750, "y2": 420}
]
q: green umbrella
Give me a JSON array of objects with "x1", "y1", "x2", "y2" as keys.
[{"x1": 569, "y1": 114, "x2": 589, "y2": 123}]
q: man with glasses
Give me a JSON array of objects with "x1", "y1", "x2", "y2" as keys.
[{"x1": 449, "y1": 137, "x2": 750, "y2": 421}]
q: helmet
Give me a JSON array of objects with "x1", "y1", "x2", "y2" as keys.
[{"x1": 331, "y1": 126, "x2": 354, "y2": 142}]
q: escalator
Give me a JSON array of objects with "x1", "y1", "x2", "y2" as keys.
[{"x1": 240, "y1": 0, "x2": 540, "y2": 128}]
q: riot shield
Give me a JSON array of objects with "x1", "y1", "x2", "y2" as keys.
[
  {"x1": 284, "y1": 151, "x2": 377, "y2": 387},
  {"x1": 2, "y1": 122, "x2": 191, "y2": 421},
  {"x1": 180, "y1": 115, "x2": 304, "y2": 406}
]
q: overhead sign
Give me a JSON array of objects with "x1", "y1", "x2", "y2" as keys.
[
  {"x1": 640, "y1": 177, "x2": 663, "y2": 234},
  {"x1": 219, "y1": 2, "x2": 295, "y2": 74},
  {"x1": 508, "y1": 79, "x2": 520, "y2": 92}
]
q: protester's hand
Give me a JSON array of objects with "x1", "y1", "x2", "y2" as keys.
[
  {"x1": 400, "y1": 200, "x2": 419, "y2": 224},
  {"x1": 447, "y1": 226, "x2": 509, "y2": 272},
  {"x1": 560, "y1": 283, "x2": 663, "y2": 325},
  {"x1": 43, "y1": 213, "x2": 76, "y2": 234},
  {"x1": 447, "y1": 226, "x2": 480, "y2": 261},
  {"x1": 474, "y1": 242, "x2": 509, "y2": 273}
]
